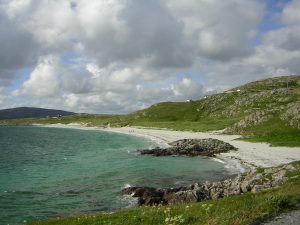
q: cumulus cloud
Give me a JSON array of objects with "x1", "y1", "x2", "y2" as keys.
[
  {"x1": 0, "y1": 0, "x2": 299, "y2": 113},
  {"x1": 281, "y1": 0, "x2": 300, "y2": 25},
  {"x1": 166, "y1": 0, "x2": 263, "y2": 61},
  {"x1": 13, "y1": 56, "x2": 61, "y2": 97},
  {"x1": 0, "y1": 5, "x2": 36, "y2": 86}
]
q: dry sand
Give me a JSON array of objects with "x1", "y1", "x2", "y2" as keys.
[{"x1": 39, "y1": 123, "x2": 300, "y2": 169}]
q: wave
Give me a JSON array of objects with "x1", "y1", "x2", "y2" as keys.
[{"x1": 211, "y1": 158, "x2": 226, "y2": 164}]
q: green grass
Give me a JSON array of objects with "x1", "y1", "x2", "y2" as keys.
[
  {"x1": 240, "y1": 117, "x2": 300, "y2": 147},
  {"x1": 28, "y1": 168, "x2": 300, "y2": 225},
  {"x1": 130, "y1": 118, "x2": 240, "y2": 132}
]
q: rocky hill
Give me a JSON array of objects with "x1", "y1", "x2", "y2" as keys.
[
  {"x1": 119, "y1": 76, "x2": 299, "y2": 146},
  {"x1": 130, "y1": 76, "x2": 299, "y2": 130}
]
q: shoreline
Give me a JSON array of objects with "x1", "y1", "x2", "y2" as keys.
[
  {"x1": 35, "y1": 123, "x2": 300, "y2": 171},
  {"x1": 102, "y1": 126, "x2": 300, "y2": 169},
  {"x1": 36, "y1": 123, "x2": 247, "y2": 173}
]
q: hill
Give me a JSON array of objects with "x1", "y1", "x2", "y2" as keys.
[
  {"x1": 0, "y1": 107, "x2": 75, "y2": 120},
  {"x1": 123, "y1": 75, "x2": 299, "y2": 145},
  {"x1": 1, "y1": 76, "x2": 299, "y2": 146}
]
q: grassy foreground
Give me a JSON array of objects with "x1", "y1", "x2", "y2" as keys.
[{"x1": 28, "y1": 162, "x2": 300, "y2": 225}]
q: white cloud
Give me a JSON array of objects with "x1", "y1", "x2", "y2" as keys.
[
  {"x1": 166, "y1": 0, "x2": 263, "y2": 61},
  {"x1": 171, "y1": 77, "x2": 204, "y2": 99},
  {"x1": 281, "y1": 0, "x2": 300, "y2": 25},
  {"x1": 13, "y1": 56, "x2": 61, "y2": 97},
  {"x1": 0, "y1": 0, "x2": 299, "y2": 113}
]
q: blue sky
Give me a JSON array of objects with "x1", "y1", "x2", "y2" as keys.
[{"x1": 0, "y1": 0, "x2": 299, "y2": 113}]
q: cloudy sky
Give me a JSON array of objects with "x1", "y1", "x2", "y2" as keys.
[{"x1": 0, "y1": 0, "x2": 299, "y2": 113}]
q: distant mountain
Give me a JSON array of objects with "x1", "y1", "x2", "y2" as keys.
[{"x1": 0, "y1": 107, "x2": 75, "y2": 120}]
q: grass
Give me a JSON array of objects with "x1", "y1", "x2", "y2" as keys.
[
  {"x1": 130, "y1": 118, "x2": 240, "y2": 132},
  {"x1": 28, "y1": 169, "x2": 300, "y2": 225},
  {"x1": 239, "y1": 117, "x2": 300, "y2": 147}
]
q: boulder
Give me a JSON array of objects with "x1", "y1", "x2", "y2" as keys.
[{"x1": 139, "y1": 138, "x2": 237, "y2": 157}]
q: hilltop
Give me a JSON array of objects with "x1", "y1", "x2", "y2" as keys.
[
  {"x1": 1, "y1": 76, "x2": 299, "y2": 146},
  {"x1": 124, "y1": 75, "x2": 300, "y2": 146},
  {"x1": 0, "y1": 107, "x2": 75, "y2": 120}
]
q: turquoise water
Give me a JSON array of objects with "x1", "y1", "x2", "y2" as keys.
[{"x1": 0, "y1": 126, "x2": 231, "y2": 225}]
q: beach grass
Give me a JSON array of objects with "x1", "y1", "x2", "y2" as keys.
[{"x1": 28, "y1": 165, "x2": 300, "y2": 225}]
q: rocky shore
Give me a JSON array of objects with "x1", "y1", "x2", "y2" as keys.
[
  {"x1": 122, "y1": 163, "x2": 299, "y2": 206},
  {"x1": 139, "y1": 138, "x2": 237, "y2": 157}
]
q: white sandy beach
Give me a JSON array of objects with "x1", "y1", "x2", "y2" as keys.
[
  {"x1": 39, "y1": 123, "x2": 300, "y2": 169},
  {"x1": 102, "y1": 127, "x2": 300, "y2": 169}
]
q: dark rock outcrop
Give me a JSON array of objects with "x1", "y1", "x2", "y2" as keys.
[
  {"x1": 122, "y1": 163, "x2": 299, "y2": 206},
  {"x1": 139, "y1": 138, "x2": 237, "y2": 157}
]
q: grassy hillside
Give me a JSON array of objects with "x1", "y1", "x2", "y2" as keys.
[{"x1": 1, "y1": 76, "x2": 299, "y2": 146}]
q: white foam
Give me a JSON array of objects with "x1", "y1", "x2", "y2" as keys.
[
  {"x1": 211, "y1": 158, "x2": 226, "y2": 164},
  {"x1": 223, "y1": 158, "x2": 247, "y2": 174},
  {"x1": 120, "y1": 195, "x2": 139, "y2": 208},
  {"x1": 122, "y1": 183, "x2": 131, "y2": 189}
]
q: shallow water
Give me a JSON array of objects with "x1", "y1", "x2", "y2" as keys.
[{"x1": 0, "y1": 126, "x2": 233, "y2": 224}]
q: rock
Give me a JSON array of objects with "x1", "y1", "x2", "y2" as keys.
[
  {"x1": 209, "y1": 182, "x2": 223, "y2": 199},
  {"x1": 283, "y1": 164, "x2": 296, "y2": 171},
  {"x1": 139, "y1": 138, "x2": 237, "y2": 157},
  {"x1": 252, "y1": 185, "x2": 265, "y2": 193},
  {"x1": 167, "y1": 190, "x2": 198, "y2": 204},
  {"x1": 121, "y1": 187, "x2": 165, "y2": 205},
  {"x1": 223, "y1": 178, "x2": 241, "y2": 196},
  {"x1": 195, "y1": 185, "x2": 211, "y2": 201},
  {"x1": 272, "y1": 170, "x2": 287, "y2": 186},
  {"x1": 121, "y1": 163, "x2": 299, "y2": 206},
  {"x1": 241, "y1": 180, "x2": 252, "y2": 193},
  {"x1": 280, "y1": 102, "x2": 300, "y2": 129}
]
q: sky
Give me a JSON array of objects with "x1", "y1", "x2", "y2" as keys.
[{"x1": 0, "y1": 0, "x2": 300, "y2": 114}]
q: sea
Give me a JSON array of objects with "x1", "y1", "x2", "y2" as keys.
[{"x1": 0, "y1": 126, "x2": 238, "y2": 225}]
